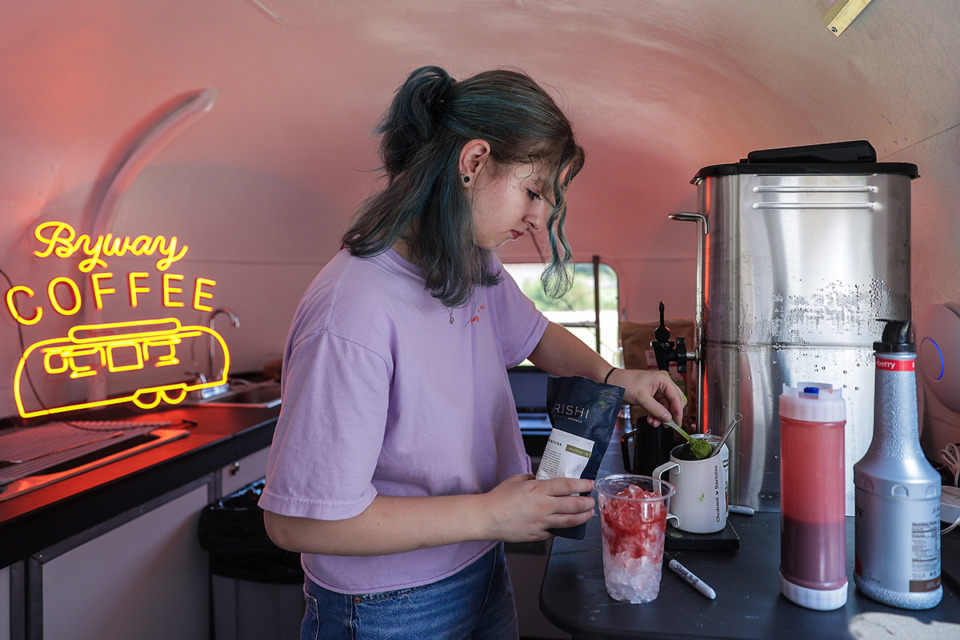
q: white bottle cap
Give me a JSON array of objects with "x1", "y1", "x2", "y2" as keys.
[
  {"x1": 780, "y1": 572, "x2": 848, "y2": 611},
  {"x1": 779, "y1": 382, "x2": 846, "y2": 423}
]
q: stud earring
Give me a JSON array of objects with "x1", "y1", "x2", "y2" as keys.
[{"x1": 461, "y1": 174, "x2": 471, "y2": 184}]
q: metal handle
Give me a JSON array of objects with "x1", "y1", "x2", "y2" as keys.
[
  {"x1": 668, "y1": 212, "x2": 708, "y2": 235},
  {"x1": 669, "y1": 212, "x2": 708, "y2": 433},
  {"x1": 667, "y1": 212, "x2": 707, "y2": 343}
]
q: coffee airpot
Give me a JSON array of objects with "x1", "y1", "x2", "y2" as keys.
[{"x1": 655, "y1": 140, "x2": 918, "y2": 514}]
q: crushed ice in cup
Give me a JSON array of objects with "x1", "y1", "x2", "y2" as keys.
[{"x1": 599, "y1": 485, "x2": 667, "y2": 604}]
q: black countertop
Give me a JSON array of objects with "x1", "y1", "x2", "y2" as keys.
[
  {"x1": 0, "y1": 404, "x2": 279, "y2": 569},
  {"x1": 540, "y1": 431, "x2": 960, "y2": 640}
]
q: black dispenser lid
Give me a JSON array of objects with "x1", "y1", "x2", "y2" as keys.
[
  {"x1": 693, "y1": 140, "x2": 919, "y2": 183},
  {"x1": 874, "y1": 319, "x2": 915, "y2": 353}
]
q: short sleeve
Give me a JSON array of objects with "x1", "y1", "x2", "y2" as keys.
[
  {"x1": 259, "y1": 329, "x2": 390, "y2": 521},
  {"x1": 489, "y1": 266, "x2": 548, "y2": 367}
]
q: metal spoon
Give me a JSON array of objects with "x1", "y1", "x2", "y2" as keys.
[{"x1": 709, "y1": 413, "x2": 743, "y2": 458}]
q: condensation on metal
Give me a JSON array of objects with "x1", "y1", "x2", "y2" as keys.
[{"x1": 695, "y1": 171, "x2": 913, "y2": 516}]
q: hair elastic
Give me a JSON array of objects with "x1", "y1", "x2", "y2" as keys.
[{"x1": 603, "y1": 367, "x2": 617, "y2": 384}]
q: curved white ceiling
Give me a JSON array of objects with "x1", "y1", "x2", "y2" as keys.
[{"x1": 0, "y1": 0, "x2": 958, "y2": 368}]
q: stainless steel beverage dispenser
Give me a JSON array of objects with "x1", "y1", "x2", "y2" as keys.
[{"x1": 666, "y1": 141, "x2": 918, "y2": 515}]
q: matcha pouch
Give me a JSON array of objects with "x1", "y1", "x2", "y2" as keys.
[{"x1": 535, "y1": 375, "x2": 625, "y2": 540}]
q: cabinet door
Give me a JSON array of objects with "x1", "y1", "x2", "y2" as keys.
[
  {"x1": 0, "y1": 565, "x2": 9, "y2": 640},
  {"x1": 220, "y1": 446, "x2": 270, "y2": 496},
  {"x1": 42, "y1": 486, "x2": 209, "y2": 640}
]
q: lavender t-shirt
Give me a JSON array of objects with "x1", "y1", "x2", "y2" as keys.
[{"x1": 259, "y1": 248, "x2": 548, "y2": 594}]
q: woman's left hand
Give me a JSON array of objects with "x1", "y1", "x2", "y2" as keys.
[
  {"x1": 528, "y1": 322, "x2": 688, "y2": 426},
  {"x1": 606, "y1": 368, "x2": 686, "y2": 427}
]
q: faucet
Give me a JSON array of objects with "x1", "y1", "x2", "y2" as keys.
[
  {"x1": 650, "y1": 301, "x2": 697, "y2": 373},
  {"x1": 207, "y1": 307, "x2": 239, "y2": 389}
]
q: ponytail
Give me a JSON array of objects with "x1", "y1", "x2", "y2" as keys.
[{"x1": 378, "y1": 67, "x2": 454, "y2": 176}]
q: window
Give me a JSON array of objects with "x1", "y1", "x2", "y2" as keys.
[{"x1": 503, "y1": 259, "x2": 620, "y2": 365}]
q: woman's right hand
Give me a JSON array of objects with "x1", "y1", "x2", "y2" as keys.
[
  {"x1": 264, "y1": 475, "x2": 596, "y2": 556},
  {"x1": 479, "y1": 474, "x2": 595, "y2": 543}
]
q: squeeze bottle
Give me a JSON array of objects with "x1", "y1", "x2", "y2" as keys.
[
  {"x1": 779, "y1": 382, "x2": 848, "y2": 610},
  {"x1": 854, "y1": 320, "x2": 942, "y2": 609}
]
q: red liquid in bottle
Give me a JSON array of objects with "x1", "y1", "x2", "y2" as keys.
[
  {"x1": 780, "y1": 415, "x2": 846, "y2": 588},
  {"x1": 778, "y1": 384, "x2": 848, "y2": 610}
]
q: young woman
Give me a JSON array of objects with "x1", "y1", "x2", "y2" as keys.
[{"x1": 260, "y1": 65, "x2": 685, "y2": 640}]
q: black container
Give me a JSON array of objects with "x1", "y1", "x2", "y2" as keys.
[{"x1": 620, "y1": 422, "x2": 676, "y2": 477}]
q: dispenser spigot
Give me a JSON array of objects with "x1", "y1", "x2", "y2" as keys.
[{"x1": 651, "y1": 301, "x2": 692, "y2": 373}]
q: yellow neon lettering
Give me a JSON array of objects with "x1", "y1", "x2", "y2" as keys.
[
  {"x1": 48, "y1": 277, "x2": 81, "y2": 316},
  {"x1": 128, "y1": 272, "x2": 151, "y2": 308},
  {"x1": 6, "y1": 286, "x2": 42, "y2": 325},
  {"x1": 90, "y1": 272, "x2": 116, "y2": 310},
  {"x1": 33, "y1": 221, "x2": 76, "y2": 259},
  {"x1": 31, "y1": 221, "x2": 189, "y2": 272},
  {"x1": 76, "y1": 234, "x2": 107, "y2": 272},
  {"x1": 102, "y1": 234, "x2": 124, "y2": 257},
  {"x1": 194, "y1": 278, "x2": 216, "y2": 312},
  {"x1": 154, "y1": 237, "x2": 189, "y2": 271},
  {"x1": 129, "y1": 236, "x2": 153, "y2": 253},
  {"x1": 4, "y1": 271, "x2": 216, "y2": 320},
  {"x1": 162, "y1": 273, "x2": 185, "y2": 308}
]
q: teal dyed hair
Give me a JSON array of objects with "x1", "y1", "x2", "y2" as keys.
[{"x1": 342, "y1": 65, "x2": 584, "y2": 307}]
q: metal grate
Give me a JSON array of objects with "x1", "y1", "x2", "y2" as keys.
[{"x1": 0, "y1": 420, "x2": 171, "y2": 486}]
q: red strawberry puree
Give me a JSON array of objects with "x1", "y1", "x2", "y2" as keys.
[{"x1": 599, "y1": 485, "x2": 668, "y2": 603}]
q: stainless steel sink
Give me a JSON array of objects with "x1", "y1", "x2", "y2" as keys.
[{"x1": 185, "y1": 382, "x2": 282, "y2": 408}]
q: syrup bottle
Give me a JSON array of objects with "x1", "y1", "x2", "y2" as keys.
[
  {"x1": 779, "y1": 382, "x2": 848, "y2": 610},
  {"x1": 854, "y1": 320, "x2": 942, "y2": 609}
]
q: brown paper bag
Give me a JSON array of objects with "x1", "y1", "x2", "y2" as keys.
[{"x1": 619, "y1": 319, "x2": 698, "y2": 431}]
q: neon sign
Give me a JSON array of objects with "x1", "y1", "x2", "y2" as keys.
[
  {"x1": 5, "y1": 273, "x2": 216, "y2": 325},
  {"x1": 32, "y1": 221, "x2": 189, "y2": 273},
  {"x1": 6, "y1": 221, "x2": 231, "y2": 418}
]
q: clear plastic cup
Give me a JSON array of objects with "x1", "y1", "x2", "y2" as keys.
[{"x1": 596, "y1": 474, "x2": 675, "y2": 604}]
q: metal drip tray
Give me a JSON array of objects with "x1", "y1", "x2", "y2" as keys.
[{"x1": 0, "y1": 420, "x2": 189, "y2": 502}]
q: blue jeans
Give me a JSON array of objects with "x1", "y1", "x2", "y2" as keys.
[{"x1": 300, "y1": 544, "x2": 518, "y2": 640}]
